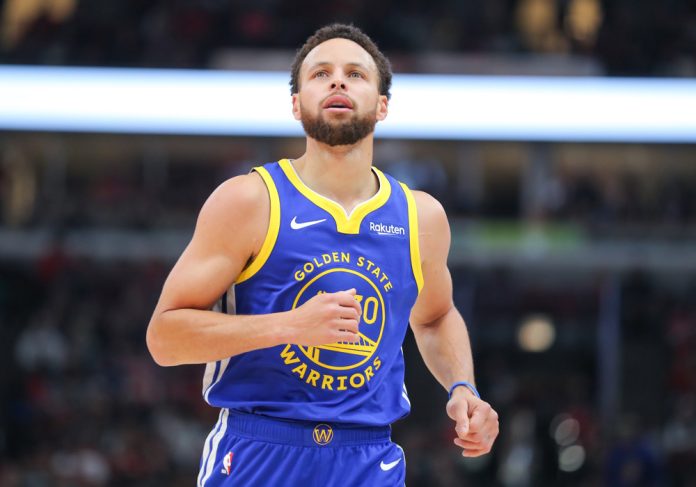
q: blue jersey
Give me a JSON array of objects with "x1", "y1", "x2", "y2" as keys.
[{"x1": 201, "y1": 159, "x2": 423, "y2": 426}]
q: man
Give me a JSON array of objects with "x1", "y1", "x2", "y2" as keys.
[{"x1": 147, "y1": 23, "x2": 499, "y2": 486}]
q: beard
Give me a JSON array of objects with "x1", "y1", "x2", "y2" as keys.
[{"x1": 301, "y1": 109, "x2": 377, "y2": 147}]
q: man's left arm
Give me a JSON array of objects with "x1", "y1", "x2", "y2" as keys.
[{"x1": 409, "y1": 190, "x2": 499, "y2": 457}]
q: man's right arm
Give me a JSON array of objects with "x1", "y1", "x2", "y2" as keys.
[{"x1": 146, "y1": 172, "x2": 361, "y2": 367}]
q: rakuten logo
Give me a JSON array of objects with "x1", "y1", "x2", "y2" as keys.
[{"x1": 369, "y1": 222, "x2": 406, "y2": 236}]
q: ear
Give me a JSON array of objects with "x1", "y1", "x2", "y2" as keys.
[
  {"x1": 375, "y1": 95, "x2": 388, "y2": 122},
  {"x1": 291, "y1": 93, "x2": 302, "y2": 121}
]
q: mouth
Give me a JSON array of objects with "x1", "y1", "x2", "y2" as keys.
[{"x1": 322, "y1": 95, "x2": 354, "y2": 112}]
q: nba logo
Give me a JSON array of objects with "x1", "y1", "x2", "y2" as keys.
[{"x1": 221, "y1": 451, "x2": 234, "y2": 475}]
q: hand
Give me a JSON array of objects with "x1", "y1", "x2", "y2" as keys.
[
  {"x1": 287, "y1": 288, "x2": 362, "y2": 346},
  {"x1": 446, "y1": 386, "x2": 499, "y2": 457}
]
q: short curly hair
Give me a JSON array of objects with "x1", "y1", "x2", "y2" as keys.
[{"x1": 290, "y1": 24, "x2": 392, "y2": 100}]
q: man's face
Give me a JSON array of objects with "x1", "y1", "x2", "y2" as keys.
[{"x1": 292, "y1": 38, "x2": 388, "y2": 147}]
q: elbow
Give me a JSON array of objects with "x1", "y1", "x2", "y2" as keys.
[
  {"x1": 146, "y1": 315, "x2": 179, "y2": 367},
  {"x1": 412, "y1": 304, "x2": 456, "y2": 331}
]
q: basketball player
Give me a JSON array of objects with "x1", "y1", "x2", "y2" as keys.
[{"x1": 147, "y1": 24, "x2": 499, "y2": 486}]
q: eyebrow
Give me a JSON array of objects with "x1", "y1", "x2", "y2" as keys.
[{"x1": 307, "y1": 62, "x2": 371, "y2": 72}]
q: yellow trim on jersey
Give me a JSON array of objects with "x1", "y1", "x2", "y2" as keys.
[
  {"x1": 278, "y1": 159, "x2": 391, "y2": 234},
  {"x1": 236, "y1": 166, "x2": 280, "y2": 283},
  {"x1": 400, "y1": 183, "x2": 424, "y2": 294}
]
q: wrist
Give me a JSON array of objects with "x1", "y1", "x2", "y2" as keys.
[
  {"x1": 272, "y1": 311, "x2": 294, "y2": 345},
  {"x1": 448, "y1": 381, "x2": 480, "y2": 400}
]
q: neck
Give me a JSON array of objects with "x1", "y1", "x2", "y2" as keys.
[{"x1": 292, "y1": 135, "x2": 378, "y2": 214}]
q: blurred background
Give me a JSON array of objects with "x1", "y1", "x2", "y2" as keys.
[{"x1": 1, "y1": 1, "x2": 696, "y2": 486}]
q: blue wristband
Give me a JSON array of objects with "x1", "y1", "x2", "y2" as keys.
[{"x1": 448, "y1": 381, "x2": 480, "y2": 399}]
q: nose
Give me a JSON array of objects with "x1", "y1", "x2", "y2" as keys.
[
  {"x1": 330, "y1": 81, "x2": 346, "y2": 90},
  {"x1": 330, "y1": 75, "x2": 346, "y2": 91}
]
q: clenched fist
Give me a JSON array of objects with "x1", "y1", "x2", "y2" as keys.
[
  {"x1": 447, "y1": 386, "x2": 499, "y2": 457},
  {"x1": 286, "y1": 288, "x2": 363, "y2": 346}
]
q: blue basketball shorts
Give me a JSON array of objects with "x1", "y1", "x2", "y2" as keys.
[{"x1": 196, "y1": 409, "x2": 406, "y2": 486}]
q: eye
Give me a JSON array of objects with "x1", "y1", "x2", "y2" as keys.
[
  {"x1": 314, "y1": 70, "x2": 329, "y2": 78},
  {"x1": 349, "y1": 71, "x2": 365, "y2": 79}
]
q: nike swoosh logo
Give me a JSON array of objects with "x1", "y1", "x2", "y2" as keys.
[
  {"x1": 380, "y1": 458, "x2": 402, "y2": 471},
  {"x1": 290, "y1": 216, "x2": 326, "y2": 230}
]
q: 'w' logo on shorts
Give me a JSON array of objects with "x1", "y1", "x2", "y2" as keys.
[{"x1": 313, "y1": 424, "x2": 334, "y2": 445}]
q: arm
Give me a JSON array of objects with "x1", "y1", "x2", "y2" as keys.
[
  {"x1": 409, "y1": 190, "x2": 499, "y2": 457},
  {"x1": 146, "y1": 172, "x2": 361, "y2": 367}
]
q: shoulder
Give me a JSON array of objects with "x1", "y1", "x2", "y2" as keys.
[
  {"x1": 410, "y1": 190, "x2": 450, "y2": 237},
  {"x1": 194, "y1": 171, "x2": 270, "y2": 254},
  {"x1": 200, "y1": 171, "x2": 268, "y2": 221},
  {"x1": 208, "y1": 170, "x2": 267, "y2": 206}
]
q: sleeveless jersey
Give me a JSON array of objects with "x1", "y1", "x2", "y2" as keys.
[{"x1": 201, "y1": 159, "x2": 423, "y2": 426}]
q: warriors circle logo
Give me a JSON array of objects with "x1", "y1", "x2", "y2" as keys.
[
  {"x1": 312, "y1": 423, "x2": 334, "y2": 445},
  {"x1": 292, "y1": 268, "x2": 386, "y2": 371}
]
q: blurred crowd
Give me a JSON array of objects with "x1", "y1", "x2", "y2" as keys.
[
  {"x1": 1, "y1": 256, "x2": 211, "y2": 486},
  {"x1": 1, "y1": 0, "x2": 696, "y2": 76}
]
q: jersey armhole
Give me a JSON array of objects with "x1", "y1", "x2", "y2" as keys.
[
  {"x1": 236, "y1": 166, "x2": 280, "y2": 284},
  {"x1": 399, "y1": 182, "x2": 424, "y2": 294}
]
